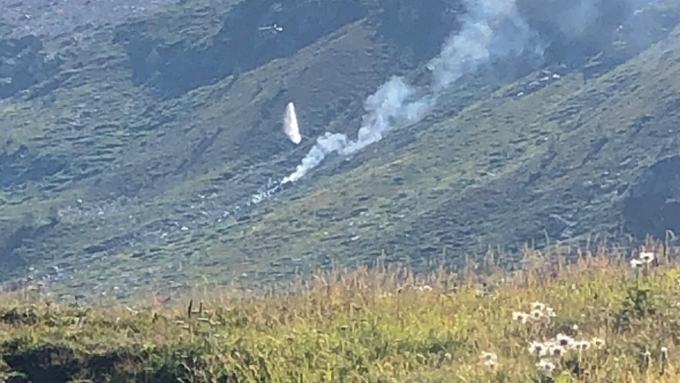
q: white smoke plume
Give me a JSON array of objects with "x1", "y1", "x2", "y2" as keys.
[
  {"x1": 341, "y1": 77, "x2": 433, "y2": 156},
  {"x1": 282, "y1": 132, "x2": 348, "y2": 183},
  {"x1": 558, "y1": 0, "x2": 600, "y2": 38},
  {"x1": 282, "y1": 0, "x2": 541, "y2": 184},
  {"x1": 283, "y1": 102, "x2": 302, "y2": 144},
  {"x1": 431, "y1": 0, "x2": 543, "y2": 91}
]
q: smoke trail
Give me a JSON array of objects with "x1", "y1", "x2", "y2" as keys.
[
  {"x1": 280, "y1": 77, "x2": 433, "y2": 184},
  {"x1": 282, "y1": 0, "x2": 542, "y2": 184},
  {"x1": 431, "y1": 0, "x2": 543, "y2": 91},
  {"x1": 341, "y1": 77, "x2": 433, "y2": 156},
  {"x1": 283, "y1": 132, "x2": 348, "y2": 183},
  {"x1": 558, "y1": 0, "x2": 600, "y2": 38},
  {"x1": 283, "y1": 102, "x2": 302, "y2": 144}
]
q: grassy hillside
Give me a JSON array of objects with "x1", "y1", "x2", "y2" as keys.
[
  {"x1": 0, "y1": 0, "x2": 407, "y2": 290},
  {"x1": 1, "y1": 0, "x2": 680, "y2": 299},
  {"x1": 106, "y1": 16, "x2": 680, "y2": 295},
  {"x1": 1, "y1": 244, "x2": 680, "y2": 382},
  {"x1": 201, "y1": 9, "x2": 680, "y2": 285}
]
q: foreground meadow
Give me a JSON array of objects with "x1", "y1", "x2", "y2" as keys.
[{"x1": 1, "y1": 243, "x2": 680, "y2": 382}]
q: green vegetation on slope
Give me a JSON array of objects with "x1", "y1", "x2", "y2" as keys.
[
  {"x1": 122, "y1": 20, "x2": 680, "y2": 296},
  {"x1": 1, "y1": 244, "x2": 680, "y2": 382},
  {"x1": 0, "y1": 0, "x2": 407, "y2": 288}
]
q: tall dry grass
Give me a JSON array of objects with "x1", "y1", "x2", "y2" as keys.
[{"x1": 1, "y1": 240, "x2": 679, "y2": 382}]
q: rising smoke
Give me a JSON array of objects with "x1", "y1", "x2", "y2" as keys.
[
  {"x1": 281, "y1": 0, "x2": 651, "y2": 184},
  {"x1": 429, "y1": 0, "x2": 542, "y2": 91},
  {"x1": 341, "y1": 77, "x2": 432, "y2": 156},
  {"x1": 282, "y1": 0, "x2": 541, "y2": 184}
]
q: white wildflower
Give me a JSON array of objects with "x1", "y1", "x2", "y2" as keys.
[
  {"x1": 640, "y1": 252, "x2": 655, "y2": 264},
  {"x1": 529, "y1": 341, "x2": 548, "y2": 357},
  {"x1": 480, "y1": 352, "x2": 498, "y2": 362},
  {"x1": 530, "y1": 309, "x2": 546, "y2": 322},
  {"x1": 532, "y1": 301, "x2": 547, "y2": 311},
  {"x1": 536, "y1": 359, "x2": 556, "y2": 374},
  {"x1": 416, "y1": 285, "x2": 433, "y2": 293},
  {"x1": 630, "y1": 259, "x2": 644, "y2": 269},
  {"x1": 479, "y1": 352, "x2": 498, "y2": 368},
  {"x1": 545, "y1": 306, "x2": 557, "y2": 317},
  {"x1": 555, "y1": 334, "x2": 574, "y2": 348},
  {"x1": 548, "y1": 344, "x2": 567, "y2": 358},
  {"x1": 513, "y1": 311, "x2": 529, "y2": 324}
]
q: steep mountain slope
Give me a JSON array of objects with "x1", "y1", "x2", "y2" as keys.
[
  {"x1": 0, "y1": 0, "x2": 456, "y2": 294},
  {"x1": 206, "y1": 24, "x2": 680, "y2": 285},
  {"x1": 1, "y1": 0, "x2": 680, "y2": 299}
]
